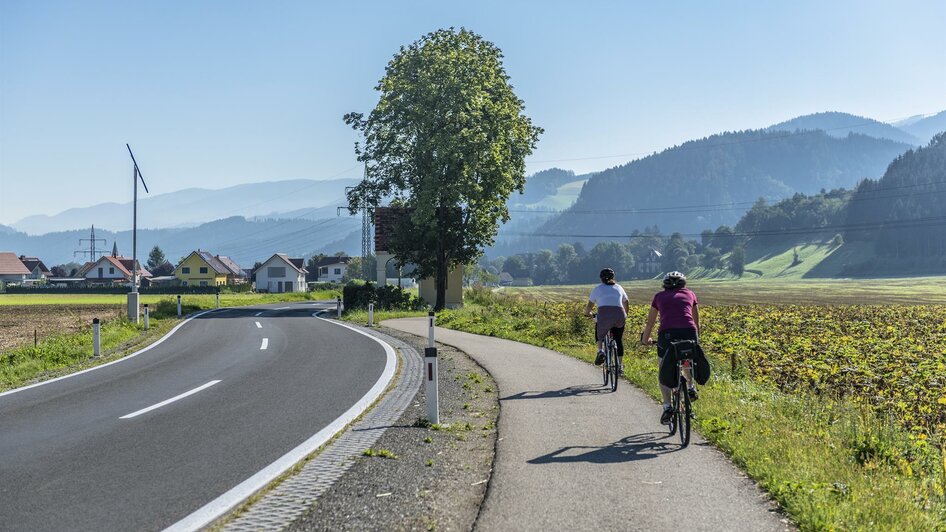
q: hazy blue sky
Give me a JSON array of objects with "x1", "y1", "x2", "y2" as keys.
[{"x1": 1, "y1": 0, "x2": 944, "y2": 223}]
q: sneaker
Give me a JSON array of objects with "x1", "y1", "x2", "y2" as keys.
[
  {"x1": 687, "y1": 387, "x2": 699, "y2": 402},
  {"x1": 660, "y1": 406, "x2": 673, "y2": 424},
  {"x1": 594, "y1": 350, "x2": 605, "y2": 366}
]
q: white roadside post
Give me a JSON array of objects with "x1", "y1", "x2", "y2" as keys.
[
  {"x1": 143, "y1": 304, "x2": 149, "y2": 331},
  {"x1": 368, "y1": 303, "x2": 374, "y2": 327},
  {"x1": 92, "y1": 318, "x2": 101, "y2": 357},
  {"x1": 425, "y1": 311, "x2": 439, "y2": 424},
  {"x1": 336, "y1": 296, "x2": 342, "y2": 319},
  {"x1": 177, "y1": 295, "x2": 182, "y2": 318}
]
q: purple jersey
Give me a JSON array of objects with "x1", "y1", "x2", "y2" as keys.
[{"x1": 651, "y1": 288, "x2": 698, "y2": 331}]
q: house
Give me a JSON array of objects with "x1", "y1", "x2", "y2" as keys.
[
  {"x1": 0, "y1": 251, "x2": 31, "y2": 285},
  {"x1": 18, "y1": 256, "x2": 51, "y2": 282},
  {"x1": 255, "y1": 253, "x2": 307, "y2": 293},
  {"x1": 76, "y1": 254, "x2": 152, "y2": 286},
  {"x1": 215, "y1": 255, "x2": 245, "y2": 283},
  {"x1": 638, "y1": 249, "x2": 663, "y2": 275},
  {"x1": 498, "y1": 272, "x2": 514, "y2": 286},
  {"x1": 174, "y1": 250, "x2": 240, "y2": 287},
  {"x1": 314, "y1": 256, "x2": 352, "y2": 283}
]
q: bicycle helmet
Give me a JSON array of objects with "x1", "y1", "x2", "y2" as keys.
[
  {"x1": 662, "y1": 271, "x2": 687, "y2": 289},
  {"x1": 599, "y1": 268, "x2": 615, "y2": 284}
]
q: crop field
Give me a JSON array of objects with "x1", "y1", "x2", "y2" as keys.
[
  {"x1": 0, "y1": 304, "x2": 124, "y2": 353},
  {"x1": 504, "y1": 276, "x2": 946, "y2": 306}
]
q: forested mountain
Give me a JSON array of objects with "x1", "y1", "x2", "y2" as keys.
[
  {"x1": 846, "y1": 133, "x2": 946, "y2": 261},
  {"x1": 897, "y1": 111, "x2": 946, "y2": 144},
  {"x1": 768, "y1": 111, "x2": 921, "y2": 145},
  {"x1": 735, "y1": 189, "x2": 852, "y2": 244},
  {"x1": 508, "y1": 168, "x2": 587, "y2": 206},
  {"x1": 0, "y1": 216, "x2": 360, "y2": 267},
  {"x1": 536, "y1": 129, "x2": 910, "y2": 242}
]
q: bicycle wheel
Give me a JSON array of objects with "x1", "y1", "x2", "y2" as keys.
[
  {"x1": 609, "y1": 341, "x2": 619, "y2": 392},
  {"x1": 601, "y1": 350, "x2": 609, "y2": 386},
  {"x1": 680, "y1": 379, "x2": 691, "y2": 447},
  {"x1": 668, "y1": 388, "x2": 678, "y2": 436}
]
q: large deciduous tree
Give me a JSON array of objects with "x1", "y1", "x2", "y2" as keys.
[{"x1": 344, "y1": 28, "x2": 542, "y2": 310}]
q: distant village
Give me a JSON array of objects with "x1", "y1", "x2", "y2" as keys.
[{"x1": 0, "y1": 246, "x2": 358, "y2": 293}]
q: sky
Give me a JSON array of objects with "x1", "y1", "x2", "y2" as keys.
[{"x1": 1, "y1": 0, "x2": 944, "y2": 224}]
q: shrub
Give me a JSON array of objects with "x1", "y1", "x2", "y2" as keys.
[{"x1": 342, "y1": 281, "x2": 425, "y2": 311}]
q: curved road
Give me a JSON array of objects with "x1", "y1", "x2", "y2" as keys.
[{"x1": 0, "y1": 302, "x2": 389, "y2": 531}]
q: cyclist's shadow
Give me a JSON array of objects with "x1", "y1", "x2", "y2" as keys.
[
  {"x1": 527, "y1": 432, "x2": 677, "y2": 465},
  {"x1": 501, "y1": 384, "x2": 612, "y2": 401}
]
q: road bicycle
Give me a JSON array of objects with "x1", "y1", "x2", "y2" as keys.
[
  {"x1": 591, "y1": 313, "x2": 621, "y2": 392},
  {"x1": 666, "y1": 340, "x2": 697, "y2": 447}
]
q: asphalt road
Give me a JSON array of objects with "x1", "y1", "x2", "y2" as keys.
[{"x1": 0, "y1": 302, "x2": 389, "y2": 532}]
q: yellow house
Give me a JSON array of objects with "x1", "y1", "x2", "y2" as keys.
[{"x1": 174, "y1": 251, "x2": 230, "y2": 287}]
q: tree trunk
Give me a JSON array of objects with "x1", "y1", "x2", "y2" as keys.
[{"x1": 435, "y1": 253, "x2": 447, "y2": 311}]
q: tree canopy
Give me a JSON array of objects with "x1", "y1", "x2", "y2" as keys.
[{"x1": 345, "y1": 28, "x2": 542, "y2": 309}]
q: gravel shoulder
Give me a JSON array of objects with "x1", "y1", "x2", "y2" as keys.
[{"x1": 288, "y1": 326, "x2": 498, "y2": 532}]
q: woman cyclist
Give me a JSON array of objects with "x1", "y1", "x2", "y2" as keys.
[
  {"x1": 640, "y1": 271, "x2": 700, "y2": 424},
  {"x1": 585, "y1": 268, "x2": 629, "y2": 366}
]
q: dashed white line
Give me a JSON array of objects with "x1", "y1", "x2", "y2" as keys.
[
  {"x1": 254, "y1": 312, "x2": 263, "y2": 317},
  {"x1": 260, "y1": 338, "x2": 269, "y2": 350},
  {"x1": 120, "y1": 380, "x2": 221, "y2": 419},
  {"x1": 255, "y1": 321, "x2": 262, "y2": 328},
  {"x1": 274, "y1": 307, "x2": 290, "y2": 310}
]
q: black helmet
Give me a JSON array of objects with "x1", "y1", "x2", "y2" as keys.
[
  {"x1": 662, "y1": 271, "x2": 686, "y2": 289},
  {"x1": 599, "y1": 268, "x2": 615, "y2": 283}
]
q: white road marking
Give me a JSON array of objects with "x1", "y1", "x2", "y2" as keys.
[
  {"x1": 120, "y1": 380, "x2": 221, "y2": 420},
  {"x1": 274, "y1": 306, "x2": 290, "y2": 310},
  {"x1": 254, "y1": 312, "x2": 263, "y2": 317},
  {"x1": 166, "y1": 318, "x2": 397, "y2": 532},
  {"x1": 260, "y1": 338, "x2": 269, "y2": 350},
  {"x1": 255, "y1": 321, "x2": 262, "y2": 328}
]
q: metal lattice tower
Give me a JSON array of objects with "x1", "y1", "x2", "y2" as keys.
[{"x1": 74, "y1": 225, "x2": 107, "y2": 262}]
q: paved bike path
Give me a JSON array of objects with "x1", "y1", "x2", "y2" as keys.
[{"x1": 384, "y1": 318, "x2": 789, "y2": 531}]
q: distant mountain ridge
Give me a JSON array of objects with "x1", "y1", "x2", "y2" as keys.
[
  {"x1": 768, "y1": 111, "x2": 922, "y2": 145},
  {"x1": 11, "y1": 178, "x2": 358, "y2": 235},
  {"x1": 897, "y1": 110, "x2": 946, "y2": 143}
]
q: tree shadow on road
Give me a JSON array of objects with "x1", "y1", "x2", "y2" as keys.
[
  {"x1": 500, "y1": 384, "x2": 612, "y2": 401},
  {"x1": 527, "y1": 432, "x2": 679, "y2": 464}
]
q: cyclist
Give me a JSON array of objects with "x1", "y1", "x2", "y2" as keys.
[
  {"x1": 640, "y1": 271, "x2": 700, "y2": 424},
  {"x1": 584, "y1": 268, "x2": 629, "y2": 366}
]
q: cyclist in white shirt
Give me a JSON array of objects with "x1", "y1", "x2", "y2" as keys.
[{"x1": 584, "y1": 268, "x2": 630, "y2": 366}]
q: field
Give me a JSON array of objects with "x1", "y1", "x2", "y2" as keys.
[
  {"x1": 506, "y1": 275, "x2": 946, "y2": 305},
  {"x1": 426, "y1": 288, "x2": 946, "y2": 529}
]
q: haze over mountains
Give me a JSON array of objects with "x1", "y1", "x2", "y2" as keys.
[{"x1": 2, "y1": 109, "x2": 943, "y2": 268}]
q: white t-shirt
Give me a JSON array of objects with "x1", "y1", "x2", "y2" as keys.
[{"x1": 589, "y1": 283, "x2": 628, "y2": 308}]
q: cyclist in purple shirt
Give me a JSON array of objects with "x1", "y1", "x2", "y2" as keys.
[{"x1": 641, "y1": 271, "x2": 700, "y2": 424}]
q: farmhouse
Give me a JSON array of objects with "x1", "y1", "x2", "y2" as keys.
[
  {"x1": 255, "y1": 253, "x2": 307, "y2": 293},
  {"x1": 0, "y1": 252, "x2": 31, "y2": 284},
  {"x1": 314, "y1": 256, "x2": 352, "y2": 283}
]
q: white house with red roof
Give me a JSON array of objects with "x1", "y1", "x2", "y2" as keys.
[
  {"x1": 0, "y1": 251, "x2": 31, "y2": 284},
  {"x1": 77, "y1": 251, "x2": 151, "y2": 286},
  {"x1": 255, "y1": 253, "x2": 307, "y2": 293}
]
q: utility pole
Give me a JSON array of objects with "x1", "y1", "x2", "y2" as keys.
[
  {"x1": 74, "y1": 225, "x2": 107, "y2": 263},
  {"x1": 126, "y1": 144, "x2": 149, "y2": 323}
]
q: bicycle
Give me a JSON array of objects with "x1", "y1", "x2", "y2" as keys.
[
  {"x1": 591, "y1": 313, "x2": 621, "y2": 392},
  {"x1": 665, "y1": 340, "x2": 697, "y2": 447}
]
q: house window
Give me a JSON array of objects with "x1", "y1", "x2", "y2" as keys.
[
  {"x1": 97, "y1": 267, "x2": 103, "y2": 277},
  {"x1": 334, "y1": 268, "x2": 341, "y2": 275},
  {"x1": 199, "y1": 267, "x2": 208, "y2": 274},
  {"x1": 109, "y1": 267, "x2": 115, "y2": 274},
  {"x1": 182, "y1": 267, "x2": 190, "y2": 274},
  {"x1": 320, "y1": 267, "x2": 328, "y2": 274},
  {"x1": 199, "y1": 281, "x2": 208, "y2": 286},
  {"x1": 268, "y1": 266, "x2": 286, "y2": 278}
]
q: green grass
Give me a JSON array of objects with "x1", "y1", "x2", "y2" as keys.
[
  {"x1": 422, "y1": 290, "x2": 946, "y2": 530},
  {"x1": 503, "y1": 275, "x2": 946, "y2": 305},
  {"x1": 0, "y1": 290, "x2": 340, "y2": 306}
]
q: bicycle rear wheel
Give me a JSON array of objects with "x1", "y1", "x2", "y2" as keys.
[
  {"x1": 601, "y1": 352, "x2": 609, "y2": 386},
  {"x1": 609, "y1": 341, "x2": 619, "y2": 392},
  {"x1": 668, "y1": 388, "x2": 679, "y2": 436},
  {"x1": 680, "y1": 380, "x2": 691, "y2": 447}
]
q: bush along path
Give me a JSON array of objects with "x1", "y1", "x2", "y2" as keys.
[
  {"x1": 431, "y1": 292, "x2": 946, "y2": 530},
  {"x1": 384, "y1": 317, "x2": 789, "y2": 531}
]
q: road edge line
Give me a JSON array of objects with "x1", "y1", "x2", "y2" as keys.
[
  {"x1": 164, "y1": 315, "x2": 398, "y2": 532},
  {"x1": 0, "y1": 308, "x2": 220, "y2": 399}
]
